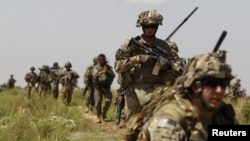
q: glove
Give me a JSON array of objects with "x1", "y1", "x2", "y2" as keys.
[
  {"x1": 129, "y1": 55, "x2": 154, "y2": 63},
  {"x1": 138, "y1": 55, "x2": 150, "y2": 62}
]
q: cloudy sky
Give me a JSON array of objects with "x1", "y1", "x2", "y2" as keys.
[{"x1": 0, "y1": 0, "x2": 249, "y2": 92}]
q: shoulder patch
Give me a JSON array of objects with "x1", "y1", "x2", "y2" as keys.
[{"x1": 157, "y1": 118, "x2": 176, "y2": 130}]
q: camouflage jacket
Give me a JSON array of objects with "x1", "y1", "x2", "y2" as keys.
[
  {"x1": 115, "y1": 35, "x2": 182, "y2": 86},
  {"x1": 83, "y1": 64, "x2": 95, "y2": 86},
  {"x1": 125, "y1": 88, "x2": 238, "y2": 141},
  {"x1": 37, "y1": 70, "x2": 51, "y2": 85},
  {"x1": 8, "y1": 78, "x2": 16, "y2": 86},
  {"x1": 25, "y1": 72, "x2": 38, "y2": 85},
  {"x1": 92, "y1": 63, "x2": 115, "y2": 86},
  {"x1": 60, "y1": 70, "x2": 79, "y2": 86},
  {"x1": 49, "y1": 67, "x2": 62, "y2": 82}
]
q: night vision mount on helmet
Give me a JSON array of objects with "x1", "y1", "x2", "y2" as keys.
[{"x1": 182, "y1": 30, "x2": 234, "y2": 88}]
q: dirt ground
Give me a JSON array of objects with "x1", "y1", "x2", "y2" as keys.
[{"x1": 70, "y1": 106, "x2": 125, "y2": 141}]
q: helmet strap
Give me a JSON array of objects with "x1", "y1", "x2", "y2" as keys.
[
  {"x1": 200, "y1": 94, "x2": 215, "y2": 112},
  {"x1": 196, "y1": 80, "x2": 216, "y2": 112}
]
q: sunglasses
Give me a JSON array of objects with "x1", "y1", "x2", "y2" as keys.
[
  {"x1": 201, "y1": 78, "x2": 229, "y2": 89},
  {"x1": 143, "y1": 24, "x2": 158, "y2": 29}
]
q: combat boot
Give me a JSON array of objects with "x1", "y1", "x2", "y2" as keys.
[
  {"x1": 102, "y1": 112, "x2": 108, "y2": 122},
  {"x1": 95, "y1": 115, "x2": 102, "y2": 123},
  {"x1": 89, "y1": 106, "x2": 94, "y2": 113},
  {"x1": 119, "y1": 119, "x2": 126, "y2": 129},
  {"x1": 84, "y1": 106, "x2": 90, "y2": 113}
]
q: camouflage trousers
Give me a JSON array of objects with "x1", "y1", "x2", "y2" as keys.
[
  {"x1": 60, "y1": 85, "x2": 74, "y2": 105},
  {"x1": 27, "y1": 83, "x2": 36, "y2": 99},
  {"x1": 94, "y1": 86, "x2": 112, "y2": 118},
  {"x1": 85, "y1": 86, "x2": 95, "y2": 111},
  {"x1": 123, "y1": 82, "x2": 155, "y2": 121},
  {"x1": 51, "y1": 81, "x2": 59, "y2": 99},
  {"x1": 38, "y1": 83, "x2": 51, "y2": 96}
]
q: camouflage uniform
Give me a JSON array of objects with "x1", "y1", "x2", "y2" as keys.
[
  {"x1": 8, "y1": 74, "x2": 16, "y2": 89},
  {"x1": 92, "y1": 54, "x2": 116, "y2": 123},
  {"x1": 59, "y1": 62, "x2": 79, "y2": 105},
  {"x1": 24, "y1": 66, "x2": 38, "y2": 98},
  {"x1": 124, "y1": 50, "x2": 238, "y2": 141},
  {"x1": 37, "y1": 65, "x2": 51, "y2": 96},
  {"x1": 115, "y1": 10, "x2": 182, "y2": 121},
  {"x1": 83, "y1": 57, "x2": 98, "y2": 113},
  {"x1": 49, "y1": 62, "x2": 62, "y2": 99}
]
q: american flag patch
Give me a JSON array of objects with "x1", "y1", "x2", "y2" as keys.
[{"x1": 157, "y1": 119, "x2": 176, "y2": 130}]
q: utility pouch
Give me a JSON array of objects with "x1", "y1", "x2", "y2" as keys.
[{"x1": 152, "y1": 61, "x2": 160, "y2": 75}]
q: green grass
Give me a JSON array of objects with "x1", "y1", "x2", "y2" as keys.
[{"x1": 0, "y1": 88, "x2": 121, "y2": 141}]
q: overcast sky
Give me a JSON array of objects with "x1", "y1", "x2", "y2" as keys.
[{"x1": 0, "y1": 0, "x2": 249, "y2": 93}]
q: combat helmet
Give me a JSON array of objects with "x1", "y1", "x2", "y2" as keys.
[
  {"x1": 30, "y1": 66, "x2": 35, "y2": 70},
  {"x1": 93, "y1": 57, "x2": 98, "y2": 65},
  {"x1": 53, "y1": 62, "x2": 59, "y2": 67},
  {"x1": 136, "y1": 10, "x2": 163, "y2": 27},
  {"x1": 42, "y1": 65, "x2": 50, "y2": 70},
  {"x1": 64, "y1": 61, "x2": 72, "y2": 68},
  {"x1": 182, "y1": 50, "x2": 234, "y2": 88}
]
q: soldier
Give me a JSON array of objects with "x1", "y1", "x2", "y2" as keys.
[
  {"x1": 83, "y1": 56, "x2": 98, "y2": 113},
  {"x1": 49, "y1": 62, "x2": 62, "y2": 99},
  {"x1": 7, "y1": 74, "x2": 16, "y2": 89},
  {"x1": 124, "y1": 50, "x2": 238, "y2": 141},
  {"x1": 92, "y1": 54, "x2": 115, "y2": 123},
  {"x1": 114, "y1": 10, "x2": 183, "y2": 122},
  {"x1": 59, "y1": 61, "x2": 79, "y2": 105},
  {"x1": 24, "y1": 66, "x2": 38, "y2": 98},
  {"x1": 37, "y1": 65, "x2": 51, "y2": 96}
]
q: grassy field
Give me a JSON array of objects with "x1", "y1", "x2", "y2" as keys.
[
  {"x1": 0, "y1": 88, "x2": 249, "y2": 141},
  {"x1": 0, "y1": 88, "x2": 122, "y2": 141}
]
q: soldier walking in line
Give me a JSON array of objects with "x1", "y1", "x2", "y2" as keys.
[
  {"x1": 59, "y1": 61, "x2": 79, "y2": 106},
  {"x1": 83, "y1": 56, "x2": 98, "y2": 113},
  {"x1": 37, "y1": 65, "x2": 51, "y2": 96},
  {"x1": 24, "y1": 66, "x2": 38, "y2": 98},
  {"x1": 8, "y1": 74, "x2": 16, "y2": 89},
  {"x1": 49, "y1": 62, "x2": 62, "y2": 99},
  {"x1": 92, "y1": 54, "x2": 115, "y2": 123},
  {"x1": 114, "y1": 10, "x2": 183, "y2": 124}
]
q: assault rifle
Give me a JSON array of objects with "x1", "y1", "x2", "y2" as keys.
[
  {"x1": 60, "y1": 72, "x2": 72, "y2": 86},
  {"x1": 129, "y1": 37, "x2": 172, "y2": 75},
  {"x1": 115, "y1": 87, "x2": 125, "y2": 124}
]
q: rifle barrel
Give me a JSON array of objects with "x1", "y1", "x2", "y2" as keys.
[{"x1": 165, "y1": 6, "x2": 198, "y2": 41}]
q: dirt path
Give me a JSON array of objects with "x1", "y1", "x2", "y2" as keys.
[{"x1": 70, "y1": 106, "x2": 125, "y2": 141}]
